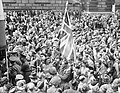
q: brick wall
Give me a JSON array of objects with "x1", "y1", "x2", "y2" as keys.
[{"x1": 2, "y1": 0, "x2": 81, "y2": 11}]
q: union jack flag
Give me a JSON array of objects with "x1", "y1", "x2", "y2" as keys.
[{"x1": 59, "y1": 1, "x2": 75, "y2": 60}]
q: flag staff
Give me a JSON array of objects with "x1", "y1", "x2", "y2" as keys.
[
  {"x1": 6, "y1": 50, "x2": 9, "y2": 81},
  {"x1": 61, "y1": 1, "x2": 69, "y2": 29},
  {"x1": 58, "y1": 1, "x2": 69, "y2": 41},
  {"x1": 60, "y1": 1, "x2": 76, "y2": 61}
]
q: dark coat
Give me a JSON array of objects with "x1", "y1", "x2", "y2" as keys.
[
  {"x1": 59, "y1": 66, "x2": 74, "y2": 83},
  {"x1": 9, "y1": 63, "x2": 22, "y2": 85},
  {"x1": 21, "y1": 62, "x2": 31, "y2": 83}
]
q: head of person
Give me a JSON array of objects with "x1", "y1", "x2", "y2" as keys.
[
  {"x1": 45, "y1": 58, "x2": 51, "y2": 65},
  {"x1": 20, "y1": 53, "x2": 26, "y2": 63},
  {"x1": 9, "y1": 56, "x2": 22, "y2": 66},
  {"x1": 49, "y1": 75, "x2": 61, "y2": 88},
  {"x1": 16, "y1": 79, "x2": 26, "y2": 91},
  {"x1": 27, "y1": 82, "x2": 35, "y2": 93}
]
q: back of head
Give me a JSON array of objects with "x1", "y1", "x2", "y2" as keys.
[{"x1": 50, "y1": 75, "x2": 61, "y2": 87}]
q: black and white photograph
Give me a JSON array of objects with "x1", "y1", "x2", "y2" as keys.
[{"x1": 0, "y1": 0, "x2": 120, "y2": 93}]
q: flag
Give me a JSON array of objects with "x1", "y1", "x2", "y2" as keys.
[{"x1": 59, "y1": 1, "x2": 75, "y2": 60}]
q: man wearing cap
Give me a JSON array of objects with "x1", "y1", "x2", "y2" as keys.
[
  {"x1": 9, "y1": 56, "x2": 22, "y2": 85},
  {"x1": 20, "y1": 53, "x2": 31, "y2": 83},
  {"x1": 63, "y1": 81, "x2": 80, "y2": 93},
  {"x1": 59, "y1": 61, "x2": 74, "y2": 83},
  {"x1": 37, "y1": 80, "x2": 45, "y2": 93},
  {"x1": 47, "y1": 75, "x2": 62, "y2": 93},
  {"x1": 51, "y1": 38, "x2": 60, "y2": 60},
  {"x1": 42, "y1": 58, "x2": 53, "y2": 74},
  {"x1": 9, "y1": 74, "x2": 26, "y2": 93},
  {"x1": 27, "y1": 82, "x2": 37, "y2": 93}
]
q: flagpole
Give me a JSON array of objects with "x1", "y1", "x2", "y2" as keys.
[
  {"x1": 58, "y1": 0, "x2": 69, "y2": 50},
  {"x1": 58, "y1": 1, "x2": 69, "y2": 41},
  {"x1": 61, "y1": 1, "x2": 69, "y2": 29},
  {"x1": 6, "y1": 50, "x2": 9, "y2": 82}
]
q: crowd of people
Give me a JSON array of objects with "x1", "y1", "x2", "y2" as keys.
[{"x1": 0, "y1": 9, "x2": 120, "y2": 93}]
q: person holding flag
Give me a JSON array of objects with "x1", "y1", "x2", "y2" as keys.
[{"x1": 59, "y1": 1, "x2": 76, "y2": 62}]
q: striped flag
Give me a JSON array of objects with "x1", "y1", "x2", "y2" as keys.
[{"x1": 59, "y1": 1, "x2": 75, "y2": 60}]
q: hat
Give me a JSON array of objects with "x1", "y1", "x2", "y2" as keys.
[
  {"x1": 79, "y1": 75, "x2": 86, "y2": 81},
  {"x1": 106, "y1": 87, "x2": 114, "y2": 93},
  {"x1": 87, "y1": 90, "x2": 92, "y2": 93},
  {"x1": 99, "y1": 84, "x2": 110, "y2": 93},
  {"x1": 27, "y1": 82, "x2": 35, "y2": 89},
  {"x1": 79, "y1": 45, "x2": 85, "y2": 52},
  {"x1": 20, "y1": 53, "x2": 26, "y2": 58},
  {"x1": 12, "y1": 46, "x2": 22, "y2": 53},
  {"x1": 87, "y1": 59, "x2": 94, "y2": 68},
  {"x1": 5, "y1": 83, "x2": 13, "y2": 91},
  {"x1": 81, "y1": 84, "x2": 90, "y2": 92},
  {"x1": 50, "y1": 76, "x2": 61, "y2": 85},
  {"x1": 92, "y1": 85, "x2": 99, "y2": 93},
  {"x1": 9, "y1": 56, "x2": 22, "y2": 65},
  {"x1": 37, "y1": 80, "x2": 44, "y2": 89},
  {"x1": 49, "y1": 67, "x2": 57, "y2": 75},
  {"x1": 16, "y1": 80, "x2": 26, "y2": 90},
  {"x1": 112, "y1": 78, "x2": 120, "y2": 88},
  {"x1": 40, "y1": 53, "x2": 46, "y2": 60},
  {"x1": 45, "y1": 73, "x2": 52, "y2": 79},
  {"x1": 102, "y1": 74, "x2": 111, "y2": 84},
  {"x1": 15, "y1": 74, "x2": 24, "y2": 80},
  {"x1": 70, "y1": 79, "x2": 77, "y2": 87},
  {"x1": 0, "y1": 77, "x2": 8, "y2": 86},
  {"x1": 91, "y1": 79, "x2": 98, "y2": 86}
]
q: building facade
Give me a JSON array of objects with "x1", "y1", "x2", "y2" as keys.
[
  {"x1": 2, "y1": 0, "x2": 120, "y2": 12},
  {"x1": 2, "y1": 0, "x2": 81, "y2": 11}
]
